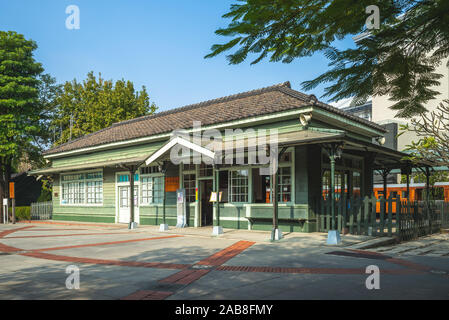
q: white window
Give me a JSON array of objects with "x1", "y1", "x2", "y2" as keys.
[
  {"x1": 140, "y1": 175, "x2": 163, "y2": 205},
  {"x1": 278, "y1": 167, "x2": 291, "y2": 202},
  {"x1": 87, "y1": 181, "x2": 102, "y2": 204},
  {"x1": 141, "y1": 176, "x2": 153, "y2": 204},
  {"x1": 183, "y1": 173, "x2": 196, "y2": 203},
  {"x1": 229, "y1": 169, "x2": 248, "y2": 203},
  {"x1": 61, "y1": 171, "x2": 103, "y2": 205}
]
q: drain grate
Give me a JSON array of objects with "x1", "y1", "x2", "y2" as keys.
[{"x1": 326, "y1": 251, "x2": 390, "y2": 260}]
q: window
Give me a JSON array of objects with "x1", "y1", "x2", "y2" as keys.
[
  {"x1": 141, "y1": 176, "x2": 163, "y2": 205},
  {"x1": 322, "y1": 170, "x2": 351, "y2": 200},
  {"x1": 183, "y1": 163, "x2": 196, "y2": 171},
  {"x1": 352, "y1": 171, "x2": 361, "y2": 197},
  {"x1": 87, "y1": 181, "x2": 102, "y2": 204},
  {"x1": 61, "y1": 171, "x2": 103, "y2": 205},
  {"x1": 119, "y1": 186, "x2": 129, "y2": 208},
  {"x1": 279, "y1": 152, "x2": 291, "y2": 163},
  {"x1": 432, "y1": 187, "x2": 445, "y2": 200},
  {"x1": 117, "y1": 174, "x2": 139, "y2": 182},
  {"x1": 219, "y1": 170, "x2": 229, "y2": 203},
  {"x1": 141, "y1": 177, "x2": 153, "y2": 204},
  {"x1": 199, "y1": 164, "x2": 213, "y2": 177},
  {"x1": 140, "y1": 166, "x2": 159, "y2": 175},
  {"x1": 229, "y1": 170, "x2": 248, "y2": 202},
  {"x1": 278, "y1": 167, "x2": 291, "y2": 202},
  {"x1": 183, "y1": 173, "x2": 196, "y2": 203},
  {"x1": 322, "y1": 170, "x2": 330, "y2": 199}
]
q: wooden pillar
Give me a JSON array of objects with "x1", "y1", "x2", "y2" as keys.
[
  {"x1": 272, "y1": 157, "x2": 279, "y2": 231},
  {"x1": 129, "y1": 168, "x2": 135, "y2": 226},
  {"x1": 424, "y1": 166, "x2": 432, "y2": 233},
  {"x1": 363, "y1": 153, "x2": 375, "y2": 197},
  {"x1": 330, "y1": 151, "x2": 336, "y2": 230},
  {"x1": 425, "y1": 167, "x2": 431, "y2": 203},
  {"x1": 162, "y1": 171, "x2": 166, "y2": 225},
  {"x1": 159, "y1": 161, "x2": 168, "y2": 228},
  {"x1": 214, "y1": 166, "x2": 220, "y2": 227},
  {"x1": 126, "y1": 165, "x2": 138, "y2": 229},
  {"x1": 381, "y1": 169, "x2": 391, "y2": 215},
  {"x1": 11, "y1": 198, "x2": 15, "y2": 225},
  {"x1": 382, "y1": 170, "x2": 388, "y2": 200},
  {"x1": 406, "y1": 172, "x2": 410, "y2": 202}
]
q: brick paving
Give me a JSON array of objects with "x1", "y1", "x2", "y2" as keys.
[
  {"x1": 196, "y1": 240, "x2": 255, "y2": 266},
  {"x1": 1, "y1": 223, "x2": 448, "y2": 300}
]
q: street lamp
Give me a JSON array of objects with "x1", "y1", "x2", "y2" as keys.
[{"x1": 326, "y1": 143, "x2": 343, "y2": 245}]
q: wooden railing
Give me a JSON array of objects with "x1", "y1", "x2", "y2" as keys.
[
  {"x1": 30, "y1": 201, "x2": 53, "y2": 220},
  {"x1": 315, "y1": 195, "x2": 449, "y2": 241}
]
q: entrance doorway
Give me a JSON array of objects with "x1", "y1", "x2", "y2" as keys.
[
  {"x1": 118, "y1": 185, "x2": 139, "y2": 224},
  {"x1": 200, "y1": 179, "x2": 213, "y2": 226}
]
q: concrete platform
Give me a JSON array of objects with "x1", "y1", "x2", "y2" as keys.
[{"x1": 1, "y1": 222, "x2": 448, "y2": 300}]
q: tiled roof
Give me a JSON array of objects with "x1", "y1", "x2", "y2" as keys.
[{"x1": 44, "y1": 82, "x2": 386, "y2": 156}]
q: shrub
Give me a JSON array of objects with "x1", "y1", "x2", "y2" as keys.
[{"x1": 8, "y1": 206, "x2": 31, "y2": 221}]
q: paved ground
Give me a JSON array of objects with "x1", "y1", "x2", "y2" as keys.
[
  {"x1": 371, "y1": 233, "x2": 449, "y2": 257},
  {"x1": 0, "y1": 221, "x2": 448, "y2": 300}
]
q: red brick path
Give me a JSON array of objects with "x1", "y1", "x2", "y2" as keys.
[
  {"x1": 0, "y1": 225, "x2": 435, "y2": 301},
  {"x1": 196, "y1": 240, "x2": 255, "y2": 266},
  {"x1": 158, "y1": 240, "x2": 256, "y2": 285}
]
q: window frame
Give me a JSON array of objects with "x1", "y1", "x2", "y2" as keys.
[
  {"x1": 228, "y1": 168, "x2": 250, "y2": 203},
  {"x1": 60, "y1": 169, "x2": 104, "y2": 206},
  {"x1": 139, "y1": 166, "x2": 164, "y2": 206}
]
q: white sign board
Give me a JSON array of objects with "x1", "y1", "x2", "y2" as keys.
[{"x1": 176, "y1": 188, "x2": 187, "y2": 228}]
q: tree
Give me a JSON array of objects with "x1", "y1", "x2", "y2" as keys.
[
  {"x1": 205, "y1": 0, "x2": 449, "y2": 118},
  {"x1": 36, "y1": 74, "x2": 63, "y2": 150},
  {"x1": 401, "y1": 100, "x2": 449, "y2": 165},
  {"x1": 0, "y1": 31, "x2": 44, "y2": 213},
  {"x1": 52, "y1": 72, "x2": 157, "y2": 145}
]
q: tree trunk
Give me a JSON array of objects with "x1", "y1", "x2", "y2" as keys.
[{"x1": 0, "y1": 158, "x2": 12, "y2": 223}]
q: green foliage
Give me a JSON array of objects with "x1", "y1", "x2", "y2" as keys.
[
  {"x1": 0, "y1": 31, "x2": 44, "y2": 162},
  {"x1": 0, "y1": 31, "x2": 46, "y2": 205},
  {"x1": 37, "y1": 179, "x2": 52, "y2": 202},
  {"x1": 206, "y1": 0, "x2": 449, "y2": 118},
  {"x1": 9, "y1": 206, "x2": 31, "y2": 221},
  {"x1": 52, "y1": 72, "x2": 157, "y2": 145},
  {"x1": 401, "y1": 100, "x2": 449, "y2": 165},
  {"x1": 401, "y1": 171, "x2": 449, "y2": 185}
]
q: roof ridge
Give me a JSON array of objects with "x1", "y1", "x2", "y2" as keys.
[
  {"x1": 43, "y1": 81, "x2": 293, "y2": 155},
  {"x1": 277, "y1": 86, "x2": 386, "y2": 132},
  {"x1": 110, "y1": 81, "x2": 292, "y2": 128},
  {"x1": 47, "y1": 125, "x2": 114, "y2": 152},
  {"x1": 43, "y1": 81, "x2": 386, "y2": 156}
]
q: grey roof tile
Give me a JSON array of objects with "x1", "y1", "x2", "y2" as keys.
[{"x1": 44, "y1": 82, "x2": 386, "y2": 155}]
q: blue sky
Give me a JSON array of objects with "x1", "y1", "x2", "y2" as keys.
[{"x1": 0, "y1": 0, "x2": 355, "y2": 112}]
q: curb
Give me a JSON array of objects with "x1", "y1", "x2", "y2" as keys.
[{"x1": 346, "y1": 236, "x2": 399, "y2": 250}]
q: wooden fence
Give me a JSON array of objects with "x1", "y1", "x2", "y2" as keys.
[
  {"x1": 315, "y1": 195, "x2": 449, "y2": 241},
  {"x1": 30, "y1": 201, "x2": 52, "y2": 220}
]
